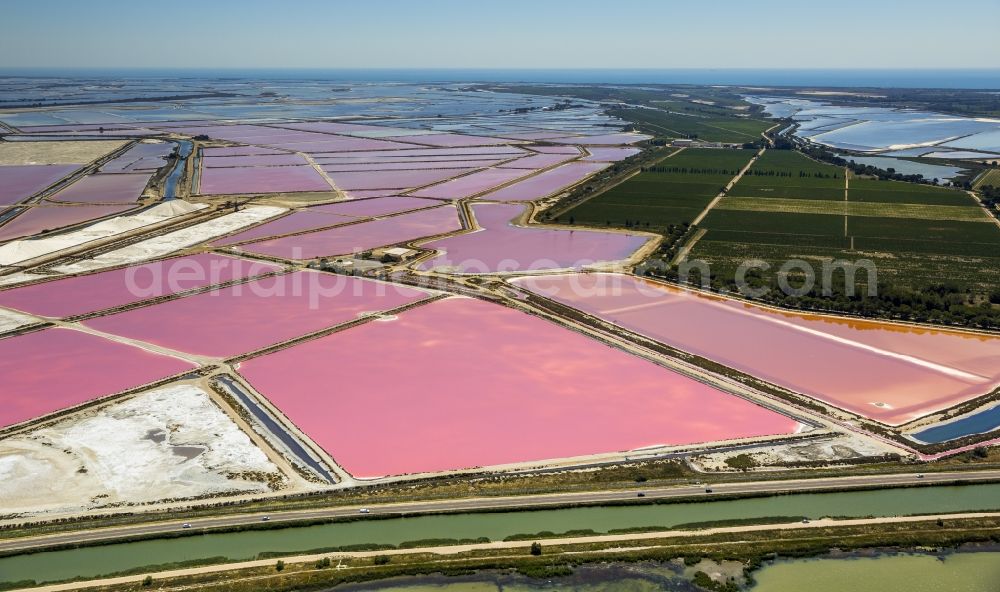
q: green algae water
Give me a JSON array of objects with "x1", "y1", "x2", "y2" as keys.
[
  {"x1": 326, "y1": 553, "x2": 1000, "y2": 591},
  {"x1": 752, "y1": 552, "x2": 1000, "y2": 592},
  {"x1": 3, "y1": 483, "x2": 1000, "y2": 585}
]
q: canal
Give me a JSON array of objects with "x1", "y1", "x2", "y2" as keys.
[{"x1": 2, "y1": 482, "x2": 999, "y2": 584}]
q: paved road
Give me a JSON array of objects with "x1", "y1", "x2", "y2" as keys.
[{"x1": 2, "y1": 469, "x2": 998, "y2": 554}]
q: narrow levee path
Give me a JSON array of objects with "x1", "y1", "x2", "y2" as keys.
[{"x1": 690, "y1": 145, "x2": 763, "y2": 227}]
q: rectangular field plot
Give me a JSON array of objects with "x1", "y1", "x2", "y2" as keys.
[
  {"x1": 847, "y1": 178, "x2": 977, "y2": 206},
  {"x1": 694, "y1": 164, "x2": 1000, "y2": 294},
  {"x1": 0, "y1": 253, "x2": 280, "y2": 318},
  {"x1": 607, "y1": 108, "x2": 772, "y2": 143},
  {"x1": 83, "y1": 272, "x2": 430, "y2": 358},
  {"x1": 846, "y1": 216, "x2": 1000, "y2": 256},
  {"x1": 732, "y1": 150, "x2": 844, "y2": 200},
  {"x1": 514, "y1": 274, "x2": 1000, "y2": 426},
  {"x1": 238, "y1": 297, "x2": 799, "y2": 477},
  {"x1": 565, "y1": 148, "x2": 754, "y2": 229},
  {"x1": 237, "y1": 206, "x2": 462, "y2": 260},
  {"x1": 419, "y1": 203, "x2": 649, "y2": 273},
  {"x1": 0, "y1": 328, "x2": 195, "y2": 428},
  {"x1": 714, "y1": 196, "x2": 990, "y2": 222},
  {"x1": 198, "y1": 165, "x2": 331, "y2": 195},
  {"x1": 478, "y1": 162, "x2": 609, "y2": 202},
  {"x1": 696, "y1": 209, "x2": 850, "y2": 249}
]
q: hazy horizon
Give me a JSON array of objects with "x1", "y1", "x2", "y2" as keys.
[
  {"x1": 2, "y1": 67, "x2": 998, "y2": 89},
  {"x1": 2, "y1": 0, "x2": 998, "y2": 71}
]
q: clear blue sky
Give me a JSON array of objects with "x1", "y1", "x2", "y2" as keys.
[{"x1": 2, "y1": 0, "x2": 998, "y2": 69}]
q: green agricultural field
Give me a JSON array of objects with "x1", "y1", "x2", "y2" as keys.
[
  {"x1": 731, "y1": 150, "x2": 845, "y2": 200},
  {"x1": 716, "y1": 196, "x2": 990, "y2": 222},
  {"x1": 607, "y1": 107, "x2": 773, "y2": 143},
  {"x1": 974, "y1": 168, "x2": 1000, "y2": 189},
  {"x1": 559, "y1": 148, "x2": 755, "y2": 229},
  {"x1": 746, "y1": 150, "x2": 843, "y2": 176},
  {"x1": 848, "y1": 178, "x2": 974, "y2": 205},
  {"x1": 696, "y1": 209, "x2": 849, "y2": 248},
  {"x1": 686, "y1": 150, "x2": 1000, "y2": 304}
]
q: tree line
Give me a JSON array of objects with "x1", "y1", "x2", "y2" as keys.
[{"x1": 642, "y1": 166, "x2": 740, "y2": 175}]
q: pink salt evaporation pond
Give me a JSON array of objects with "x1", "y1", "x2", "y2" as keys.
[
  {"x1": 582, "y1": 147, "x2": 641, "y2": 162},
  {"x1": 322, "y1": 167, "x2": 474, "y2": 191},
  {"x1": 383, "y1": 133, "x2": 509, "y2": 147},
  {"x1": 198, "y1": 165, "x2": 331, "y2": 195},
  {"x1": 409, "y1": 168, "x2": 529, "y2": 199},
  {"x1": 0, "y1": 328, "x2": 195, "y2": 428},
  {"x1": 202, "y1": 154, "x2": 308, "y2": 168},
  {"x1": 212, "y1": 210, "x2": 355, "y2": 246},
  {"x1": 201, "y1": 146, "x2": 290, "y2": 157},
  {"x1": 314, "y1": 154, "x2": 509, "y2": 165},
  {"x1": 497, "y1": 153, "x2": 577, "y2": 169},
  {"x1": 0, "y1": 253, "x2": 280, "y2": 318},
  {"x1": 419, "y1": 203, "x2": 649, "y2": 273},
  {"x1": 238, "y1": 297, "x2": 799, "y2": 477},
  {"x1": 238, "y1": 205, "x2": 462, "y2": 260},
  {"x1": 550, "y1": 133, "x2": 650, "y2": 145},
  {"x1": 479, "y1": 162, "x2": 610, "y2": 201},
  {"x1": 212, "y1": 198, "x2": 444, "y2": 246},
  {"x1": 0, "y1": 204, "x2": 135, "y2": 242},
  {"x1": 314, "y1": 146, "x2": 525, "y2": 160},
  {"x1": 321, "y1": 160, "x2": 506, "y2": 172},
  {"x1": 513, "y1": 273, "x2": 1000, "y2": 426},
  {"x1": 84, "y1": 272, "x2": 430, "y2": 358},
  {"x1": 0, "y1": 165, "x2": 80, "y2": 206},
  {"x1": 49, "y1": 173, "x2": 152, "y2": 203},
  {"x1": 531, "y1": 146, "x2": 582, "y2": 155},
  {"x1": 308, "y1": 196, "x2": 443, "y2": 217}
]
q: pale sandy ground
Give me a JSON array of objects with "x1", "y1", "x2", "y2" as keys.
[
  {"x1": 689, "y1": 434, "x2": 889, "y2": 472},
  {"x1": 0, "y1": 384, "x2": 285, "y2": 518},
  {"x1": 15, "y1": 512, "x2": 999, "y2": 592},
  {"x1": 0, "y1": 140, "x2": 127, "y2": 165},
  {"x1": 0, "y1": 272, "x2": 48, "y2": 287},
  {"x1": 0, "y1": 201, "x2": 208, "y2": 266},
  {"x1": 0, "y1": 308, "x2": 40, "y2": 333},
  {"x1": 52, "y1": 205, "x2": 285, "y2": 274}
]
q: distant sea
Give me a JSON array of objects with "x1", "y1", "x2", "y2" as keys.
[{"x1": 1, "y1": 68, "x2": 998, "y2": 89}]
